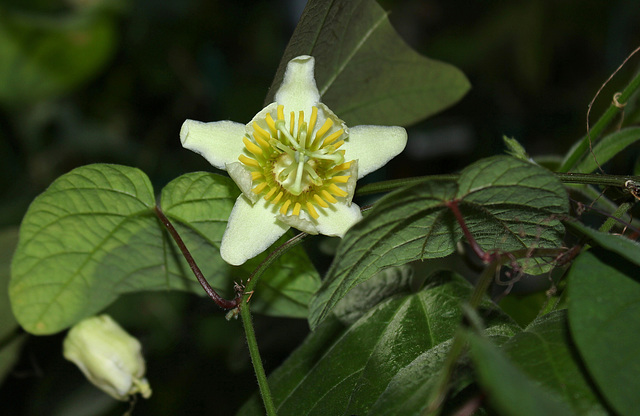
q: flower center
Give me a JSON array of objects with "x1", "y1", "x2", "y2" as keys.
[{"x1": 238, "y1": 105, "x2": 352, "y2": 220}]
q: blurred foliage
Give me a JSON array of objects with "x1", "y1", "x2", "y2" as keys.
[{"x1": 1, "y1": 0, "x2": 640, "y2": 414}]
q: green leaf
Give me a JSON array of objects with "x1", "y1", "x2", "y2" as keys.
[
  {"x1": 10, "y1": 165, "x2": 320, "y2": 334},
  {"x1": 0, "y1": 227, "x2": 26, "y2": 386},
  {"x1": 568, "y1": 249, "x2": 640, "y2": 416},
  {"x1": 0, "y1": 7, "x2": 116, "y2": 105},
  {"x1": 502, "y1": 311, "x2": 607, "y2": 415},
  {"x1": 266, "y1": 0, "x2": 470, "y2": 127},
  {"x1": 468, "y1": 333, "x2": 577, "y2": 416},
  {"x1": 239, "y1": 274, "x2": 519, "y2": 416},
  {"x1": 160, "y1": 172, "x2": 321, "y2": 318},
  {"x1": 573, "y1": 127, "x2": 640, "y2": 173},
  {"x1": 310, "y1": 156, "x2": 568, "y2": 329},
  {"x1": 566, "y1": 220, "x2": 640, "y2": 268}
]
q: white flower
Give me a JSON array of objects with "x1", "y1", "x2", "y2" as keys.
[
  {"x1": 181, "y1": 55, "x2": 407, "y2": 265},
  {"x1": 63, "y1": 315, "x2": 152, "y2": 401}
]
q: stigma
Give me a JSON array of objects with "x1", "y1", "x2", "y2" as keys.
[{"x1": 238, "y1": 105, "x2": 352, "y2": 220}]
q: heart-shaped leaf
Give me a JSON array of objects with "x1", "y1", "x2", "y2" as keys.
[
  {"x1": 309, "y1": 156, "x2": 568, "y2": 329},
  {"x1": 266, "y1": 0, "x2": 470, "y2": 127},
  {"x1": 10, "y1": 165, "x2": 319, "y2": 334},
  {"x1": 238, "y1": 274, "x2": 519, "y2": 415}
]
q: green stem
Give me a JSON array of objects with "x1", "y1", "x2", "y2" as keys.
[
  {"x1": 237, "y1": 232, "x2": 307, "y2": 416},
  {"x1": 240, "y1": 303, "x2": 277, "y2": 416},
  {"x1": 357, "y1": 172, "x2": 639, "y2": 199},
  {"x1": 559, "y1": 69, "x2": 640, "y2": 172}
]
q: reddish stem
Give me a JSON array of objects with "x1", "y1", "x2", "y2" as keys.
[
  {"x1": 446, "y1": 199, "x2": 495, "y2": 263},
  {"x1": 155, "y1": 204, "x2": 240, "y2": 310}
]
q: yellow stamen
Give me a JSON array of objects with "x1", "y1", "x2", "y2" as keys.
[
  {"x1": 264, "y1": 187, "x2": 278, "y2": 200},
  {"x1": 251, "y1": 171, "x2": 263, "y2": 180},
  {"x1": 243, "y1": 137, "x2": 263, "y2": 156},
  {"x1": 321, "y1": 190, "x2": 338, "y2": 204},
  {"x1": 313, "y1": 194, "x2": 328, "y2": 208},
  {"x1": 298, "y1": 111, "x2": 305, "y2": 133},
  {"x1": 329, "y1": 161, "x2": 352, "y2": 174},
  {"x1": 289, "y1": 112, "x2": 295, "y2": 135},
  {"x1": 280, "y1": 199, "x2": 291, "y2": 214},
  {"x1": 265, "y1": 113, "x2": 277, "y2": 135},
  {"x1": 277, "y1": 105, "x2": 284, "y2": 121},
  {"x1": 271, "y1": 191, "x2": 284, "y2": 204},
  {"x1": 239, "y1": 154, "x2": 260, "y2": 168},
  {"x1": 308, "y1": 106, "x2": 318, "y2": 133},
  {"x1": 315, "y1": 118, "x2": 334, "y2": 139},
  {"x1": 253, "y1": 122, "x2": 270, "y2": 141},
  {"x1": 293, "y1": 202, "x2": 302, "y2": 216},
  {"x1": 321, "y1": 129, "x2": 344, "y2": 147},
  {"x1": 252, "y1": 133, "x2": 270, "y2": 149},
  {"x1": 306, "y1": 202, "x2": 319, "y2": 219},
  {"x1": 332, "y1": 140, "x2": 345, "y2": 150},
  {"x1": 252, "y1": 182, "x2": 268, "y2": 194},
  {"x1": 328, "y1": 183, "x2": 348, "y2": 197},
  {"x1": 331, "y1": 176, "x2": 350, "y2": 183}
]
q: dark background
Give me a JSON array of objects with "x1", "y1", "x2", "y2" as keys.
[{"x1": 1, "y1": 0, "x2": 639, "y2": 414}]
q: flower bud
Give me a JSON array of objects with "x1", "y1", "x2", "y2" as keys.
[{"x1": 63, "y1": 314, "x2": 152, "y2": 401}]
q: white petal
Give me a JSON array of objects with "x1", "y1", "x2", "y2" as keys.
[
  {"x1": 180, "y1": 119, "x2": 245, "y2": 170},
  {"x1": 226, "y1": 162, "x2": 258, "y2": 203},
  {"x1": 343, "y1": 125, "x2": 408, "y2": 179},
  {"x1": 314, "y1": 202, "x2": 363, "y2": 237},
  {"x1": 274, "y1": 55, "x2": 320, "y2": 115},
  {"x1": 277, "y1": 212, "x2": 319, "y2": 235},
  {"x1": 220, "y1": 196, "x2": 289, "y2": 266}
]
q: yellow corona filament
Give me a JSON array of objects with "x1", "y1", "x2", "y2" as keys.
[
  {"x1": 265, "y1": 113, "x2": 277, "y2": 135},
  {"x1": 328, "y1": 183, "x2": 348, "y2": 197},
  {"x1": 298, "y1": 111, "x2": 305, "y2": 133},
  {"x1": 277, "y1": 105, "x2": 285, "y2": 121},
  {"x1": 289, "y1": 112, "x2": 295, "y2": 136},
  {"x1": 313, "y1": 194, "x2": 329, "y2": 208},
  {"x1": 239, "y1": 154, "x2": 260, "y2": 168},
  {"x1": 251, "y1": 171, "x2": 263, "y2": 180},
  {"x1": 321, "y1": 129, "x2": 344, "y2": 147},
  {"x1": 306, "y1": 202, "x2": 319, "y2": 219},
  {"x1": 243, "y1": 137, "x2": 263, "y2": 156},
  {"x1": 315, "y1": 118, "x2": 334, "y2": 139},
  {"x1": 321, "y1": 190, "x2": 338, "y2": 204},
  {"x1": 271, "y1": 191, "x2": 284, "y2": 205},
  {"x1": 331, "y1": 176, "x2": 350, "y2": 183},
  {"x1": 329, "y1": 161, "x2": 352, "y2": 174},
  {"x1": 264, "y1": 187, "x2": 278, "y2": 201},
  {"x1": 253, "y1": 122, "x2": 270, "y2": 140},
  {"x1": 308, "y1": 106, "x2": 318, "y2": 133},
  {"x1": 252, "y1": 182, "x2": 268, "y2": 194},
  {"x1": 292, "y1": 202, "x2": 302, "y2": 216},
  {"x1": 332, "y1": 140, "x2": 345, "y2": 150},
  {"x1": 280, "y1": 199, "x2": 292, "y2": 214},
  {"x1": 252, "y1": 133, "x2": 271, "y2": 149}
]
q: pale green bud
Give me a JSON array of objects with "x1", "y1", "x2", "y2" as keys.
[{"x1": 63, "y1": 314, "x2": 152, "y2": 401}]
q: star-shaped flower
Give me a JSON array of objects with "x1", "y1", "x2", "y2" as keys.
[{"x1": 180, "y1": 55, "x2": 407, "y2": 265}]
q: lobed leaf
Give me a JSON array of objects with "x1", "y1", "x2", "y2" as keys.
[
  {"x1": 10, "y1": 165, "x2": 319, "y2": 334},
  {"x1": 265, "y1": 0, "x2": 470, "y2": 127},
  {"x1": 568, "y1": 249, "x2": 640, "y2": 416},
  {"x1": 238, "y1": 274, "x2": 519, "y2": 416},
  {"x1": 309, "y1": 156, "x2": 568, "y2": 329}
]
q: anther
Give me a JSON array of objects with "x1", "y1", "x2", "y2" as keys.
[
  {"x1": 239, "y1": 154, "x2": 260, "y2": 168},
  {"x1": 292, "y1": 202, "x2": 302, "y2": 216},
  {"x1": 313, "y1": 194, "x2": 328, "y2": 208},
  {"x1": 252, "y1": 182, "x2": 268, "y2": 194},
  {"x1": 306, "y1": 202, "x2": 319, "y2": 219},
  {"x1": 280, "y1": 199, "x2": 292, "y2": 214}
]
